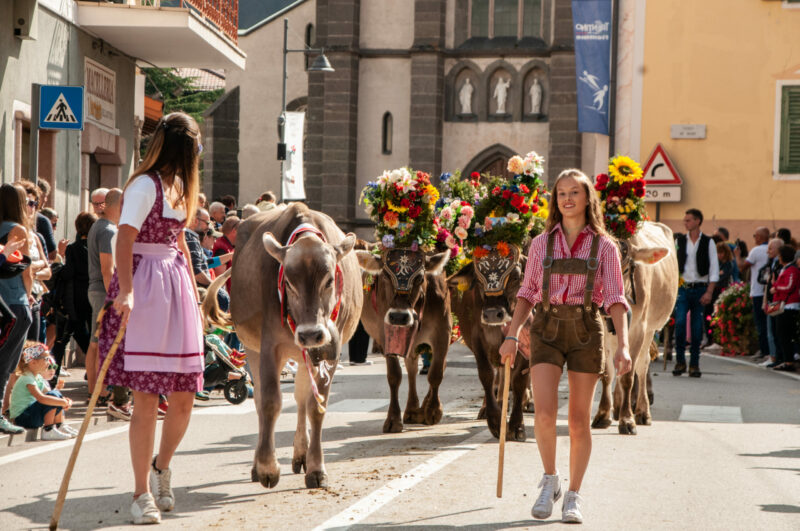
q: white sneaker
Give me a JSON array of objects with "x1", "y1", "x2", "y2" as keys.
[
  {"x1": 60, "y1": 424, "x2": 79, "y2": 436},
  {"x1": 531, "y1": 472, "x2": 562, "y2": 519},
  {"x1": 131, "y1": 492, "x2": 161, "y2": 525},
  {"x1": 41, "y1": 427, "x2": 71, "y2": 441},
  {"x1": 758, "y1": 358, "x2": 775, "y2": 367},
  {"x1": 562, "y1": 490, "x2": 585, "y2": 523},
  {"x1": 149, "y1": 457, "x2": 175, "y2": 512}
]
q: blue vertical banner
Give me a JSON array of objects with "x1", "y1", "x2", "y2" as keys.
[{"x1": 572, "y1": 0, "x2": 612, "y2": 135}]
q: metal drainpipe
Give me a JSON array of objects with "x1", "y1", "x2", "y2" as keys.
[{"x1": 608, "y1": 0, "x2": 620, "y2": 157}]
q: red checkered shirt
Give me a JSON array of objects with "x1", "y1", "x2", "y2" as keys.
[{"x1": 517, "y1": 224, "x2": 630, "y2": 313}]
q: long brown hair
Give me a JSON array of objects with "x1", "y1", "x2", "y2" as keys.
[
  {"x1": 0, "y1": 183, "x2": 30, "y2": 228},
  {"x1": 126, "y1": 112, "x2": 200, "y2": 224},
  {"x1": 545, "y1": 169, "x2": 610, "y2": 238}
]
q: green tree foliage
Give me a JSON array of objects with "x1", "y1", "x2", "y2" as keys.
[{"x1": 142, "y1": 68, "x2": 223, "y2": 124}]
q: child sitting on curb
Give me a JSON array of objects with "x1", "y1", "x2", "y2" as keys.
[{"x1": 9, "y1": 342, "x2": 76, "y2": 440}]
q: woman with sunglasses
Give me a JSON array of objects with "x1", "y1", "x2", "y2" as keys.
[
  {"x1": 97, "y1": 112, "x2": 204, "y2": 524},
  {"x1": 17, "y1": 180, "x2": 52, "y2": 343},
  {"x1": 0, "y1": 183, "x2": 35, "y2": 435}
]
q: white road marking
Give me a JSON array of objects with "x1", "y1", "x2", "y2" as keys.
[
  {"x1": 312, "y1": 430, "x2": 492, "y2": 531},
  {"x1": 0, "y1": 425, "x2": 130, "y2": 467},
  {"x1": 679, "y1": 404, "x2": 743, "y2": 423}
]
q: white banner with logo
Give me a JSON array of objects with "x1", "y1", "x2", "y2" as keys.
[
  {"x1": 84, "y1": 58, "x2": 116, "y2": 131},
  {"x1": 282, "y1": 111, "x2": 306, "y2": 201}
]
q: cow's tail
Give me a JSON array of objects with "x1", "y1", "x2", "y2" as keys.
[
  {"x1": 649, "y1": 340, "x2": 659, "y2": 362},
  {"x1": 202, "y1": 268, "x2": 233, "y2": 330}
]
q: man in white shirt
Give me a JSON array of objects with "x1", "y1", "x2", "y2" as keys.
[
  {"x1": 673, "y1": 209, "x2": 719, "y2": 378},
  {"x1": 738, "y1": 227, "x2": 770, "y2": 359}
]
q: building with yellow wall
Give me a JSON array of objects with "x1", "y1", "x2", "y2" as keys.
[{"x1": 639, "y1": 0, "x2": 800, "y2": 242}]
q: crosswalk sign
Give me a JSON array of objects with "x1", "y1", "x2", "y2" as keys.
[{"x1": 39, "y1": 85, "x2": 84, "y2": 130}]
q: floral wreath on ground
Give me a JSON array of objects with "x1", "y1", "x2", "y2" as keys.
[
  {"x1": 594, "y1": 155, "x2": 647, "y2": 240},
  {"x1": 360, "y1": 168, "x2": 439, "y2": 252},
  {"x1": 469, "y1": 151, "x2": 549, "y2": 255},
  {"x1": 709, "y1": 282, "x2": 758, "y2": 356}
]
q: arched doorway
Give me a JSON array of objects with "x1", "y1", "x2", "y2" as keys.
[{"x1": 463, "y1": 143, "x2": 516, "y2": 180}]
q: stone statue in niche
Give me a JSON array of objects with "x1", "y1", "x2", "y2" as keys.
[
  {"x1": 493, "y1": 77, "x2": 511, "y2": 114},
  {"x1": 529, "y1": 78, "x2": 543, "y2": 115},
  {"x1": 458, "y1": 78, "x2": 474, "y2": 115}
]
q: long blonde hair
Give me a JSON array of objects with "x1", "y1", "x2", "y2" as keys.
[
  {"x1": 126, "y1": 112, "x2": 200, "y2": 224},
  {"x1": 545, "y1": 169, "x2": 610, "y2": 238}
]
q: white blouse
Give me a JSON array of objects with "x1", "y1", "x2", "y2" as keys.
[{"x1": 118, "y1": 174, "x2": 187, "y2": 231}]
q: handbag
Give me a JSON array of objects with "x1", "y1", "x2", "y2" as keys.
[
  {"x1": 765, "y1": 301, "x2": 785, "y2": 316},
  {"x1": 0, "y1": 235, "x2": 32, "y2": 279}
]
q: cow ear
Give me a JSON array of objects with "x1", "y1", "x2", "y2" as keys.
[
  {"x1": 632, "y1": 246, "x2": 670, "y2": 264},
  {"x1": 356, "y1": 250, "x2": 382, "y2": 274},
  {"x1": 425, "y1": 251, "x2": 451, "y2": 276},
  {"x1": 262, "y1": 232, "x2": 288, "y2": 264},
  {"x1": 446, "y1": 261, "x2": 474, "y2": 287},
  {"x1": 333, "y1": 233, "x2": 357, "y2": 262}
]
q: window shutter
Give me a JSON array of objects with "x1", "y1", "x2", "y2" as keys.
[{"x1": 780, "y1": 86, "x2": 800, "y2": 174}]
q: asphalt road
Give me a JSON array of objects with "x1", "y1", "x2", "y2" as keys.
[{"x1": 0, "y1": 344, "x2": 798, "y2": 530}]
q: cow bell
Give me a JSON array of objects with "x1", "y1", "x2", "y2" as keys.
[{"x1": 384, "y1": 323, "x2": 417, "y2": 358}]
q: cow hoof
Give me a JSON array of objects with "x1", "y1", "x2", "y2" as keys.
[
  {"x1": 618, "y1": 419, "x2": 637, "y2": 435},
  {"x1": 648, "y1": 392, "x2": 654, "y2": 406},
  {"x1": 383, "y1": 416, "x2": 403, "y2": 433},
  {"x1": 257, "y1": 470, "x2": 281, "y2": 488},
  {"x1": 292, "y1": 456, "x2": 307, "y2": 474},
  {"x1": 423, "y1": 404, "x2": 443, "y2": 425},
  {"x1": 403, "y1": 408, "x2": 425, "y2": 425},
  {"x1": 591, "y1": 416, "x2": 612, "y2": 429},
  {"x1": 477, "y1": 406, "x2": 487, "y2": 420},
  {"x1": 305, "y1": 471, "x2": 328, "y2": 489},
  {"x1": 251, "y1": 466, "x2": 259, "y2": 482},
  {"x1": 612, "y1": 410, "x2": 620, "y2": 421},
  {"x1": 524, "y1": 402, "x2": 535, "y2": 414},
  {"x1": 635, "y1": 413, "x2": 652, "y2": 426},
  {"x1": 508, "y1": 424, "x2": 526, "y2": 442}
]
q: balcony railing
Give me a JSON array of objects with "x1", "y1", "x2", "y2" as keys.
[{"x1": 134, "y1": 1, "x2": 239, "y2": 44}]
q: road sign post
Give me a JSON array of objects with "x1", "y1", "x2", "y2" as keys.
[
  {"x1": 643, "y1": 143, "x2": 683, "y2": 203},
  {"x1": 29, "y1": 83, "x2": 40, "y2": 184}
]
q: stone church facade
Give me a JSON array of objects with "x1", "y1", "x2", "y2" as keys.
[{"x1": 220, "y1": 0, "x2": 582, "y2": 233}]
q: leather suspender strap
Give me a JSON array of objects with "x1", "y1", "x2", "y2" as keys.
[
  {"x1": 541, "y1": 232, "x2": 555, "y2": 312},
  {"x1": 583, "y1": 235, "x2": 601, "y2": 311}
]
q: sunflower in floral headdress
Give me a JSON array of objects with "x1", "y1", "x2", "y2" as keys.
[{"x1": 609, "y1": 155, "x2": 643, "y2": 184}]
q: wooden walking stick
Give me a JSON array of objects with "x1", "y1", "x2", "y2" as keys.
[
  {"x1": 50, "y1": 304, "x2": 127, "y2": 531},
  {"x1": 496, "y1": 355, "x2": 512, "y2": 498}
]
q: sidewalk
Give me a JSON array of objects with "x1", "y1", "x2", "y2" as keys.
[{"x1": 662, "y1": 343, "x2": 800, "y2": 382}]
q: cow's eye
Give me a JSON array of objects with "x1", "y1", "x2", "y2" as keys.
[{"x1": 325, "y1": 278, "x2": 334, "y2": 290}]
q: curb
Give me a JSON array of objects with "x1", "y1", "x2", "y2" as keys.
[{"x1": 701, "y1": 351, "x2": 800, "y2": 382}]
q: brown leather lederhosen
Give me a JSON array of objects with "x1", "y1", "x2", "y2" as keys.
[{"x1": 529, "y1": 231, "x2": 605, "y2": 374}]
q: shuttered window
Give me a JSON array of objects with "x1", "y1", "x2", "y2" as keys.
[{"x1": 780, "y1": 86, "x2": 800, "y2": 174}]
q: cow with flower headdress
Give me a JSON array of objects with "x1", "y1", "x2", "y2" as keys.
[
  {"x1": 443, "y1": 153, "x2": 550, "y2": 441},
  {"x1": 591, "y1": 156, "x2": 678, "y2": 434},
  {"x1": 357, "y1": 169, "x2": 453, "y2": 432}
]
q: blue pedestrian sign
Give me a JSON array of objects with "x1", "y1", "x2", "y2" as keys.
[{"x1": 39, "y1": 85, "x2": 84, "y2": 130}]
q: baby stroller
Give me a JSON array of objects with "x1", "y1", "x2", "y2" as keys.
[{"x1": 203, "y1": 333, "x2": 251, "y2": 404}]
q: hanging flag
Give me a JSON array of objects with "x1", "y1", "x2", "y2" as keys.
[
  {"x1": 282, "y1": 111, "x2": 306, "y2": 201},
  {"x1": 572, "y1": 0, "x2": 612, "y2": 135}
]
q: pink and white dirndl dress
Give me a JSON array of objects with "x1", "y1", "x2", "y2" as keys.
[{"x1": 98, "y1": 173, "x2": 203, "y2": 394}]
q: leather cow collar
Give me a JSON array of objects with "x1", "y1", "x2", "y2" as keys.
[{"x1": 474, "y1": 244, "x2": 521, "y2": 297}]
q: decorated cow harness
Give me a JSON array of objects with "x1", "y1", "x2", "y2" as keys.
[{"x1": 276, "y1": 223, "x2": 344, "y2": 413}]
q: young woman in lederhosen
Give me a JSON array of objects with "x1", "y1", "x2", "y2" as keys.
[{"x1": 500, "y1": 169, "x2": 632, "y2": 524}]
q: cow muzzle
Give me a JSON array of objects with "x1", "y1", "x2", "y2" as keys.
[
  {"x1": 481, "y1": 306, "x2": 511, "y2": 326},
  {"x1": 295, "y1": 323, "x2": 332, "y2": 349},
  {"x1": 385, "y1": 308, "x2": 417, "y2": 327}
]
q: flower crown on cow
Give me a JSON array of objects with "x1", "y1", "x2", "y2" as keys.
[
  {"x1": 594, "y1": 155, "x2": 647, "y2": 240},
  {"x1": 468, "y1": 151, "x2": 549, "y2": 254},
  {"x1": 361, "y1": 168, "x2": 439, "y2": 252}
]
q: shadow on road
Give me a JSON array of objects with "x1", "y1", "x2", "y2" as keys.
[
  {"x1": 758, "y1": 504, "x2": 800, "y2": 514},
  {"x1": 739, "y1": 447, "x2": 800, "y2": 459}
]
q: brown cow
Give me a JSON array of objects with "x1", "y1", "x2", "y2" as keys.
[
  {"x1": 447, "y1": 246, "x2": 530, "y2": 441},
  {"x1": 356, "y1": 248, "x2": 452, "y2": 433},
  {"x1": 204, "y1": 203, "x2": 363, "y2": 488},
  {"x1": 592, "y1": 221, "x2": 678, "y2": 434}
]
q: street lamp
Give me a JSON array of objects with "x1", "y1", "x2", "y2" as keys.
[{"x1": 278, "y1": 18, "x2": 334, "y2": 203}]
